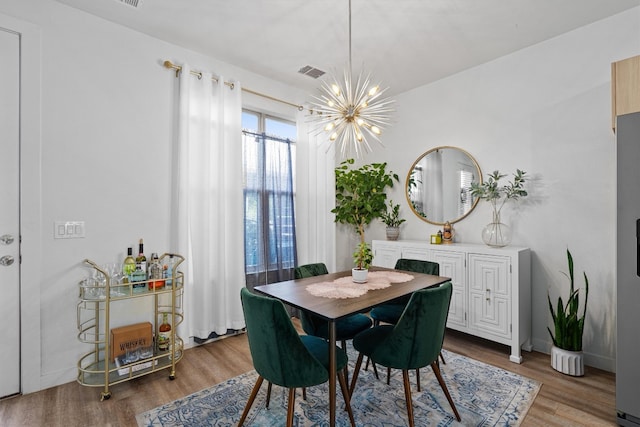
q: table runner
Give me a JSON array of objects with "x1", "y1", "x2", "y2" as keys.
[{"x1": 306, "y1": 271, "x2": 414, "y2": 299}]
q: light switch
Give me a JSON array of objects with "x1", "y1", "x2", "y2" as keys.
[{"x1": 54, "y1": 221, "x2": 86, "y2": 239}]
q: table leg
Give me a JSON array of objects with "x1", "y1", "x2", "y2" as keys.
[{"x1": 329, "y1": 319, "x2": 336, "y2": 427}]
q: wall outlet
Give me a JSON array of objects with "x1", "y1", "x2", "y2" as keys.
[{"x1": 54, "y1": 221, "x2": 85, "y2": 239}]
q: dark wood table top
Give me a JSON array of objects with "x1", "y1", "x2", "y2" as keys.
[{"x1": 254, "y1": 267, "x2": 451, "y2": 321}]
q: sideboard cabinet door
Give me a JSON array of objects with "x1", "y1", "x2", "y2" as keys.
[
  {"x1": 431, "y1": 250, "x2": 467, "y2": 329},
  {"x1": 468, "y1": 253, "x2": 511, "y2": 339}
]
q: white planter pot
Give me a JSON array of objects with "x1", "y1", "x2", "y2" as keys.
[
  {"x1": 352, "y1": 268, "x2": 368, "y2": 283},
  {"x1": 550, "y1": 345, "x2": 584, "y2": 376},
  {"x1": 385, "y1": 227, "x2": 400, "y2": 241}
]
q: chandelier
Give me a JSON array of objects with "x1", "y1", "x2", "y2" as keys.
[{"x1": 310, "y1": 0, "x2": 394, "y2": 158}]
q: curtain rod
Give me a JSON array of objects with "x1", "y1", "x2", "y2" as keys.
[{"x1": 163, "y1": 60, "x2": 304, "y2": 111}]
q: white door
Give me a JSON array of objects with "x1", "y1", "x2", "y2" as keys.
[{"x1": 0, "y1": 27, "x2": 21, "y2": 399}]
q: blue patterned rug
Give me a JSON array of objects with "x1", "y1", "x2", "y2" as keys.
[{"x1": 137, "y1": 347, "x2": 540, "y2": 426}]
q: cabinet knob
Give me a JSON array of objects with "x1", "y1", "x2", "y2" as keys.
[{"x1": 0, "y1": 255, "x2": 15, "y2": 266}]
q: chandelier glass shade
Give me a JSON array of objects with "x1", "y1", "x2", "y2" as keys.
[{"x1": 309, "y1": 0, "x2": 394, "y2": 158}]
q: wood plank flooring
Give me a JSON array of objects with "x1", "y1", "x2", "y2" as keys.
[{"x1": 0, "y1": 326, "x2": 615, "y2": 427}]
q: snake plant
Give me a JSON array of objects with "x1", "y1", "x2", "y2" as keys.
[{"x1": 547, "y1": 249, "x2": 589, "y2": 352}]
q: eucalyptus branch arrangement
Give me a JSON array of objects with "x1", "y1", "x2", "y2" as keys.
[{"x1": 470, "y1": 169, "x2": 528, "y2": 218}]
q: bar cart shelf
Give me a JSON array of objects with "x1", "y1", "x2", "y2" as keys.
[{"x1": 77, "y1": 254, "x2": 185, "y2": 400}]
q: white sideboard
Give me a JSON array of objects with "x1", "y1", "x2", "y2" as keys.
[{"x1": 372, "y1": 240, "x2": 532, "y2": 363}]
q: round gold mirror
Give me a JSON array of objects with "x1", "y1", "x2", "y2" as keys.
[{"x1": 406, "y1": 146, "x2": 482, "y2": 225}]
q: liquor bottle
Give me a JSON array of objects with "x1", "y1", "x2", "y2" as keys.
[
  {"x1": 158, "y1": 313, "x2": 171, "y2": 352},
  {"x1": 135, "y1": 238, "x2": 147, "y2": 274},
  {"x1": 148, "y1": 253, "x2": 164, "y2": 290},
  {"x1": 131, "y1": 239, "x2": 147, "y2": 293},
  {"x1": 163, "y1": 254, "x2": 175, "y2": 288},
  {"x1": 122, "y1": 247, "x2": 136, "y2": 282}
]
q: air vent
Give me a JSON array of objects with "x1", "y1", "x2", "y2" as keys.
[
  {"x1": 115, "y1": 0, "x2": 142, "y2": 8},
  {"x1": 298, "y1": 65, "x2": 326, "y2": 79}
]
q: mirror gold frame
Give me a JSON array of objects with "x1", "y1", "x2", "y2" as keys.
[{"x1": 405, "y1": 146, "x2": 482, "y2": 225}]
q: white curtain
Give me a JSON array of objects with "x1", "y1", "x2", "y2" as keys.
[{"x1": 171, "y1": 64, "x2": 246, "y2": 340}]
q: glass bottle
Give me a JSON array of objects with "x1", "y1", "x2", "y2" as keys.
[
  {"x1": 163, "y1": 254, "x2": 175, "y2": 288},
  {"x1": 148, "y1": 253, "x2": 163, "y2": 290},
  {"x1": 132, "y1": 239, "x2": 147, "y2": 293},
  {"x1": 122, "y1": 247, "x2": 136, "y2": 283},
  {"x1": 158, "y1": 313, "x2": 171, "y2": 352}
]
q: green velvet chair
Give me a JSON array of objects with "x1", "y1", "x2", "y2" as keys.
[
  {"x1": 238, "y1": 287, "x2": 355, "y2": 427},
  {"x1": 368, "y1": 258, "x2": 444, "y2": 388},
  {"x1": 348, "y1": 282, "x2": 461, "y2": 426},
  {"x1": 294, "y1": 263, "x2": 373, "y2": 382}
]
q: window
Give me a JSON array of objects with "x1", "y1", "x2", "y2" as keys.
[{"x1": 242, "y1": 110, "x2": 297, "y2": 286}]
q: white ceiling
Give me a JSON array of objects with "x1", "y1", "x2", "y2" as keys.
[{"x1": 55, "y1": 0, "x2": 640, "y2": 96}]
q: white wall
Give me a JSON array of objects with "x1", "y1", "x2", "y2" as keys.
[
  {"x1": 0, "y1": 0, "x2": 318, "y2": 392},
  {"x1": 342, "y1": 7, "x2": 639, "y2": 372}
]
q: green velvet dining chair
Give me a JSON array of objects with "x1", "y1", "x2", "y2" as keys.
[
  {"x1": 349, "y1": 282, "x2": 461, "y2": 426},
  {"x1": 294, "y1": 263, "x2": 374, "y2": 382},
  {"x1": 367, "y1": 258, "x2": 445, "y2": 389},
  {"x1": 238, "y1": 287, "x2": 355, "y2": 427}
]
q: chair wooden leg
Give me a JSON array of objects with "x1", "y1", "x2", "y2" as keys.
[
  {"x1": 365, "y1": 357, "x2": 380, "y2": 379},
  {"x1": 416, "y1": 368, "x2": 421, "y2": 392},
  {"x1": 387, "y1": 367, "x2": 391, "y2": 385},
  {"x1": 431, "y1": 362, "x2": 461, "y2": 421},
  {"x1": 439, "y1": 351, "x2": 446, "y2": 365},
  {"x1": 286, "y1": 388, "x2": 296, "y2": 427},
  {"x1": 348, "y1": 352, "x2": 364, "y2": 397},
  {"x1": 302, "y1": 387, "x2": 307, "y2": 400},
  {"x1": 266, "y1": 381, "x2": 273, "y2": 408},
  {"x1": 402, "y1": 370, "x2": 415, "y2": 427},
  {"x1": 338, "y1": 371, "x2": 356, "y2": 427},
  {"x1": 371, "y1": 360, "x2": 379, "y2": 379},
  {"x1": 239, "y1": 376, "x2": 264, "y2": 427},
  {"x1": 341, "y1": 340, "x2": 350, "y2": 385}
]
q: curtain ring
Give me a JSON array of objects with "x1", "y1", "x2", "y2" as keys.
[{"x1": 229, "y1": 83, "x2": 235, "y2": 90}]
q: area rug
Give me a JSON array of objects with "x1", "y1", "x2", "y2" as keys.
[{"x1": 137, "y1": 347, "x2": 540, "y2": 426}]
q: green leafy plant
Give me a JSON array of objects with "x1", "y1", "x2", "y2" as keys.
[
  {"x1": 470, "y1": 169, "x2": 528, "y2": 217},
  {"x1": 380, "y1": 200, "x2": 406, "y2": 228},
  {"x1": 332, "y1": 159, "x2": 399, "y2": 270},
  {"x1": 547, "y1": 249, "x2": 589, "y2": 352}
]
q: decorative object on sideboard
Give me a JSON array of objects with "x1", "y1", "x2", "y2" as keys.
[
  {"x1": 548, "y1": 249, "x2": 589, "y2": 376},
  {"x1": 380, "y1": 200, "x2": 406, "y2": 241},
  {"x1": 332, "y1": 159, "x2": 399, "y2": 282},
  {"x1": 442, "y1": 221, "x2": 454, "y2": 244},
  {"x1": 308, "y1": 0, "x2": 394, "y2": 159},
  {"x1": 470, "y1": 169, "x2": 527, "y2": 247}
]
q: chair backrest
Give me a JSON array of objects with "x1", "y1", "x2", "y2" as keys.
[
  {"x1": 371, "y1": 282, "x2": 452, "y2": 370},
  {"x1": 394, "y1": 258, "x2": 439, "y2": 276},
  {"x1": 240, "y1": 287, "x2": 328, "y2": 387},
  {"x1": 293, "y1": 263, "x2": 329, "y2": 335},
  {"x1": 294, "y1": 262, "x2": 329, "y2": 279}
]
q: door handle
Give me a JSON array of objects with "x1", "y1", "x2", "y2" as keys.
[
  {"x1": 0, "y1": 255, "x2": 15, "y2": 266},
  {"x1": 0, "y1": 234, "x2": 14, "y2": 245}
]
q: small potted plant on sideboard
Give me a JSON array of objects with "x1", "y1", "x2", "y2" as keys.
[{"x1": 380, "y1": 200, "x2": 405, "y2": 241}]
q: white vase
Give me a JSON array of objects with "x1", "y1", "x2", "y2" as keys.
[
  {"x1": 352, "y1": 268, "x2": 368, "y2": 283},
  {"x1": 550, "y1": 345, "x2": 584, "y2": 376},
  {"x1": 482, "y1": 209, "x2": 512, "y2": 247}
]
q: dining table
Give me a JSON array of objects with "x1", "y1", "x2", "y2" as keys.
[{"x1": 253, "y1": 266, "x2": 451, "y2": 427}]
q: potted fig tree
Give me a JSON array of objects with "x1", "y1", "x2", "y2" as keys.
[
  {"x1": 548, "y1": 249, "x2": 589, "y2": 376},
  {"x1": 332, "y1": 159, "x2": 399, "y2": 282}
]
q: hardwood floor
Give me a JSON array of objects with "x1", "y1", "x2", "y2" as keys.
[{"x1": 0, "y1": 326, "x2": 615, "y2": 427}]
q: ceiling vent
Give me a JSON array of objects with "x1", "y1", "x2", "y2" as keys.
[
  {"x1": 114, "y1": 0, "x2": 142, "y2": 8},
  {"x1": 298, "y1": 65, "x2": 326, "y2": 79}
]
